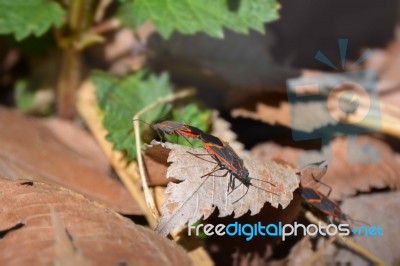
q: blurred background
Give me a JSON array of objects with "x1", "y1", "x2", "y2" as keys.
[{"x1": 0, "y1": 0, "x2": 399, "y2": 265}]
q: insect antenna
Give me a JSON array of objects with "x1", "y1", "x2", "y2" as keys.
[
  {"x1": 232, "y1": 186, "x2": 249, "y2": 204},
  {"x1": 132, "y1": 118, "x2": 166, "y2": 140},
  {"x1": 180, "y1": 134, "x2": 194, "y2": 146},
  {"x1": 231, "y1": 183, "x2": 279, "y2": 204},
  {"x1": 132, "y1": 118, "x2": 153, "y2": 126},
  {"x1": 346, "y1": 215, "x2": 370, "y2": 227},
  {"x1": 249, "y1": 183, "x2": 279, "y2": 197},
  {"x1": 248, "y1": 176, "x2": 276, "y2": 187},
  {"x1": 228, "y1": 180, "x2": 242, "y2": 195}
]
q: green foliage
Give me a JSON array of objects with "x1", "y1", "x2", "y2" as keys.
[
  {"x1": 14, "y1": 80, "x2": 34, "y2": 111},
  {"x1": 118, "y1": 0, "x2": 279, "y2": 38},
  {"x1": 171, "y1": 104, "x2": 211, "y2": 147},
  {"x1": 92, "y1": 71, "x2": 172, "y2": 160},
  {"x1": 0, "y1": 0, "x2": 65, "y2": 41},
  {"x1": 14, "y1": 80, "x2": 52, "y2": 115}
]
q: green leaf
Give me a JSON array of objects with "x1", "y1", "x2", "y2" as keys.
[
  {"x1": 92, "y1": 71, "x2": 172, "y2": 160},
  {"x1": 118, "y1": 0, "x2": 279, "y2": 38},
  {"x1": 171, "y1": 104, "x2": 211, "y2": 147},
  {"x1": 0, "y1": 0, "x2": 65, "y2": 41},
  {"x1": 14, "y1": 80, "x2": 34, "y2": 111}
]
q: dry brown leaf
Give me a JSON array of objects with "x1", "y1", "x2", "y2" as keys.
[
  {"x1": 231, "y1": 73, "x2": 376, "y2": 133},
  {"x1": 287, "y1": 236, "x2": 314, "y2": 266},
  {"x1": 204, "y1": 193, "x2": 303, "y2": 265},
  {"x1": 331, "y1": 191, "x2": 400, "y2": 265},
  {"x1": 252, "y1": 135, "x2": 400, "y2": 199},
  {"x1": 0, "y1": 176, "x2": 191, "y2": 265},
  {"x1": 210, "y1": 111, "x2": 244, "y2": 153},
  {"x1": 307, "y1": 191, "x2": 400, "y2": 265},
  {"x1": 0, "y1": 106, "x2": 140, "y2": 214},
  {"x1": 370, "y1": 38, "x2": 400, "y2": 105},
  {"x1": 40, "y1": 118, "x2": 110, "y2": 174},
  {"x1": 232, "y1": 63, "x2": 400, "y2": 138},
  {"x1": 144, "y1": 143, "x2": 176, "y2": 186},
  {"x1": 51, "y1": 209, "x2": 91, "y2": 266},
  {"x1": 231, "y1": 92, "x2": 291, "y2": 128},
  {"x1": 149, "y1": 141, "x2": 299, "y2": 236}
]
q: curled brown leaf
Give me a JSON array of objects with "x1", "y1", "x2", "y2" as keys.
[
  {"x1": 0, "y1": 176, "x2": 191, "y2": 265},
  {"x1": 0, "y1": 107, "x2": 140, "y2": 214}
]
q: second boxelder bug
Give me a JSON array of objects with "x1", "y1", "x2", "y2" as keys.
[{"x1": 299, "y1": 187, "x2": 348, "y2": 221}]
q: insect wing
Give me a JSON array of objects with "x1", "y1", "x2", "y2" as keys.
[
  {"x1": 181, "y1": 124, "x2": 204, "y2": 138},
  {"x1": 200, "y1": 133, "x2": 224, "y2": 146},
  {"x1": 205, "y1": 142, "x2": 237, "y2": 171},
  {"x1": 223, "y1": 143, "x2": 245, "y2": 172}
]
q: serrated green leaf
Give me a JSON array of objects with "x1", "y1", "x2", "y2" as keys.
[
  {"x1": 0, "y1": 0, "x2": 65, "y2": 41},
  {"x1": 92, "y1": 71, "x2": 172, "y2": 160},
  {"x1": 118, "y1": 0, "x2": 279, "y2": 38},
  {"x1": 171, "y1": 103, "x2": 211, "y2": 147}
]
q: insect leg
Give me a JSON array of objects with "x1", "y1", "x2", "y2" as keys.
[
  {"x1": 232, "y1": 186, "x2": 250, "y2": 204},
  {"x1": 187, "y1": 151, "x2": 220, "y2": 164},
  {"x1": 311, "y1": 173, "x2": 332, "y2": 197}
]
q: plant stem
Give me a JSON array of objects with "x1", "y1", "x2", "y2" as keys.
[
  {"x1": 57, "y1": 47, "x2": 80, "y2": 118},
  {"x1": 305, "y1": 211, "x2": 385, "y2": 265},
  {"x1": 133, "y1": 88, "x2": 196, "y2": 218},
  {"x1": 56, "y1": 0, "x2": 92, "y2": 118}
]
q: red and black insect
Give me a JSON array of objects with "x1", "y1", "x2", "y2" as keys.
[
  {"x1": 140, "y1": 120, "x2": 277, "y2": 202},
  {"x1": 299, "y1": 187, "x2": 349, "y2": 221},
  {"x1": 134, "y1": 119, "x2": 205, "y2": 145},
  {"x1": 193, "y1": 132, "x2": 277, "y2": 202},
  {"x1": 199, "y1": 133, "x2": 249, "y2": 187},
  {"x1": 298, "y1": 162, "x2": 366, "y2": 224},
  {"x1": 152, "y1": 121, "x2": 205, "y2": 140}
]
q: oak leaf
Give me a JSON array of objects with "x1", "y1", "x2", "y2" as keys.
[{"x1": 149, "y1": 141, "x2": 299, "y2": 236}]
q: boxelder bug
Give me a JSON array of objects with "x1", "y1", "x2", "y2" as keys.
[
  {"x1": 298, "y1": 162, "x2": 368, "y2": 225},
  {"x1": 153, "y1": 121, "x2": 204, "y2": 140},
  {"x1": 136, "y1": 119, "x2": 278, "y2": 203},
  {"x1": 133, "y1": 119, "x2": 204, "y2": 145},
  {"x1": 298, "y1": 161, "x2": 347, "y2": 221},
  {"x1": 192, "y1": 132, "x2": 278, "y2": 203},
  {"x1": 299, "y1": 187, "x2": 348, "y2": 222}
]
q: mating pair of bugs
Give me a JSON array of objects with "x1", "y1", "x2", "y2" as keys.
[
  {"x1": 147, "y1": 120, "x2": 351, "y2": 223},
  {"x1": 150, "y1": 121, "x2": 277, "y2": 202}
]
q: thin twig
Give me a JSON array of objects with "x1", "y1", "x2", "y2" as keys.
[
  {"x1": 133, "y1": 88, "x2": 196, "y2": 218},
  {"x1": 89, "y1": 19, "x2": 120, "y2": 35},
  {"x1": 305, "y1": 211, "x2": 385, "y2": 265},
  {"x1": 76, "y1": 81, "x2": 157, "y2": 227},
  {"x1": 94, "y1": 0, "x2": 113, "y2": 22}
]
